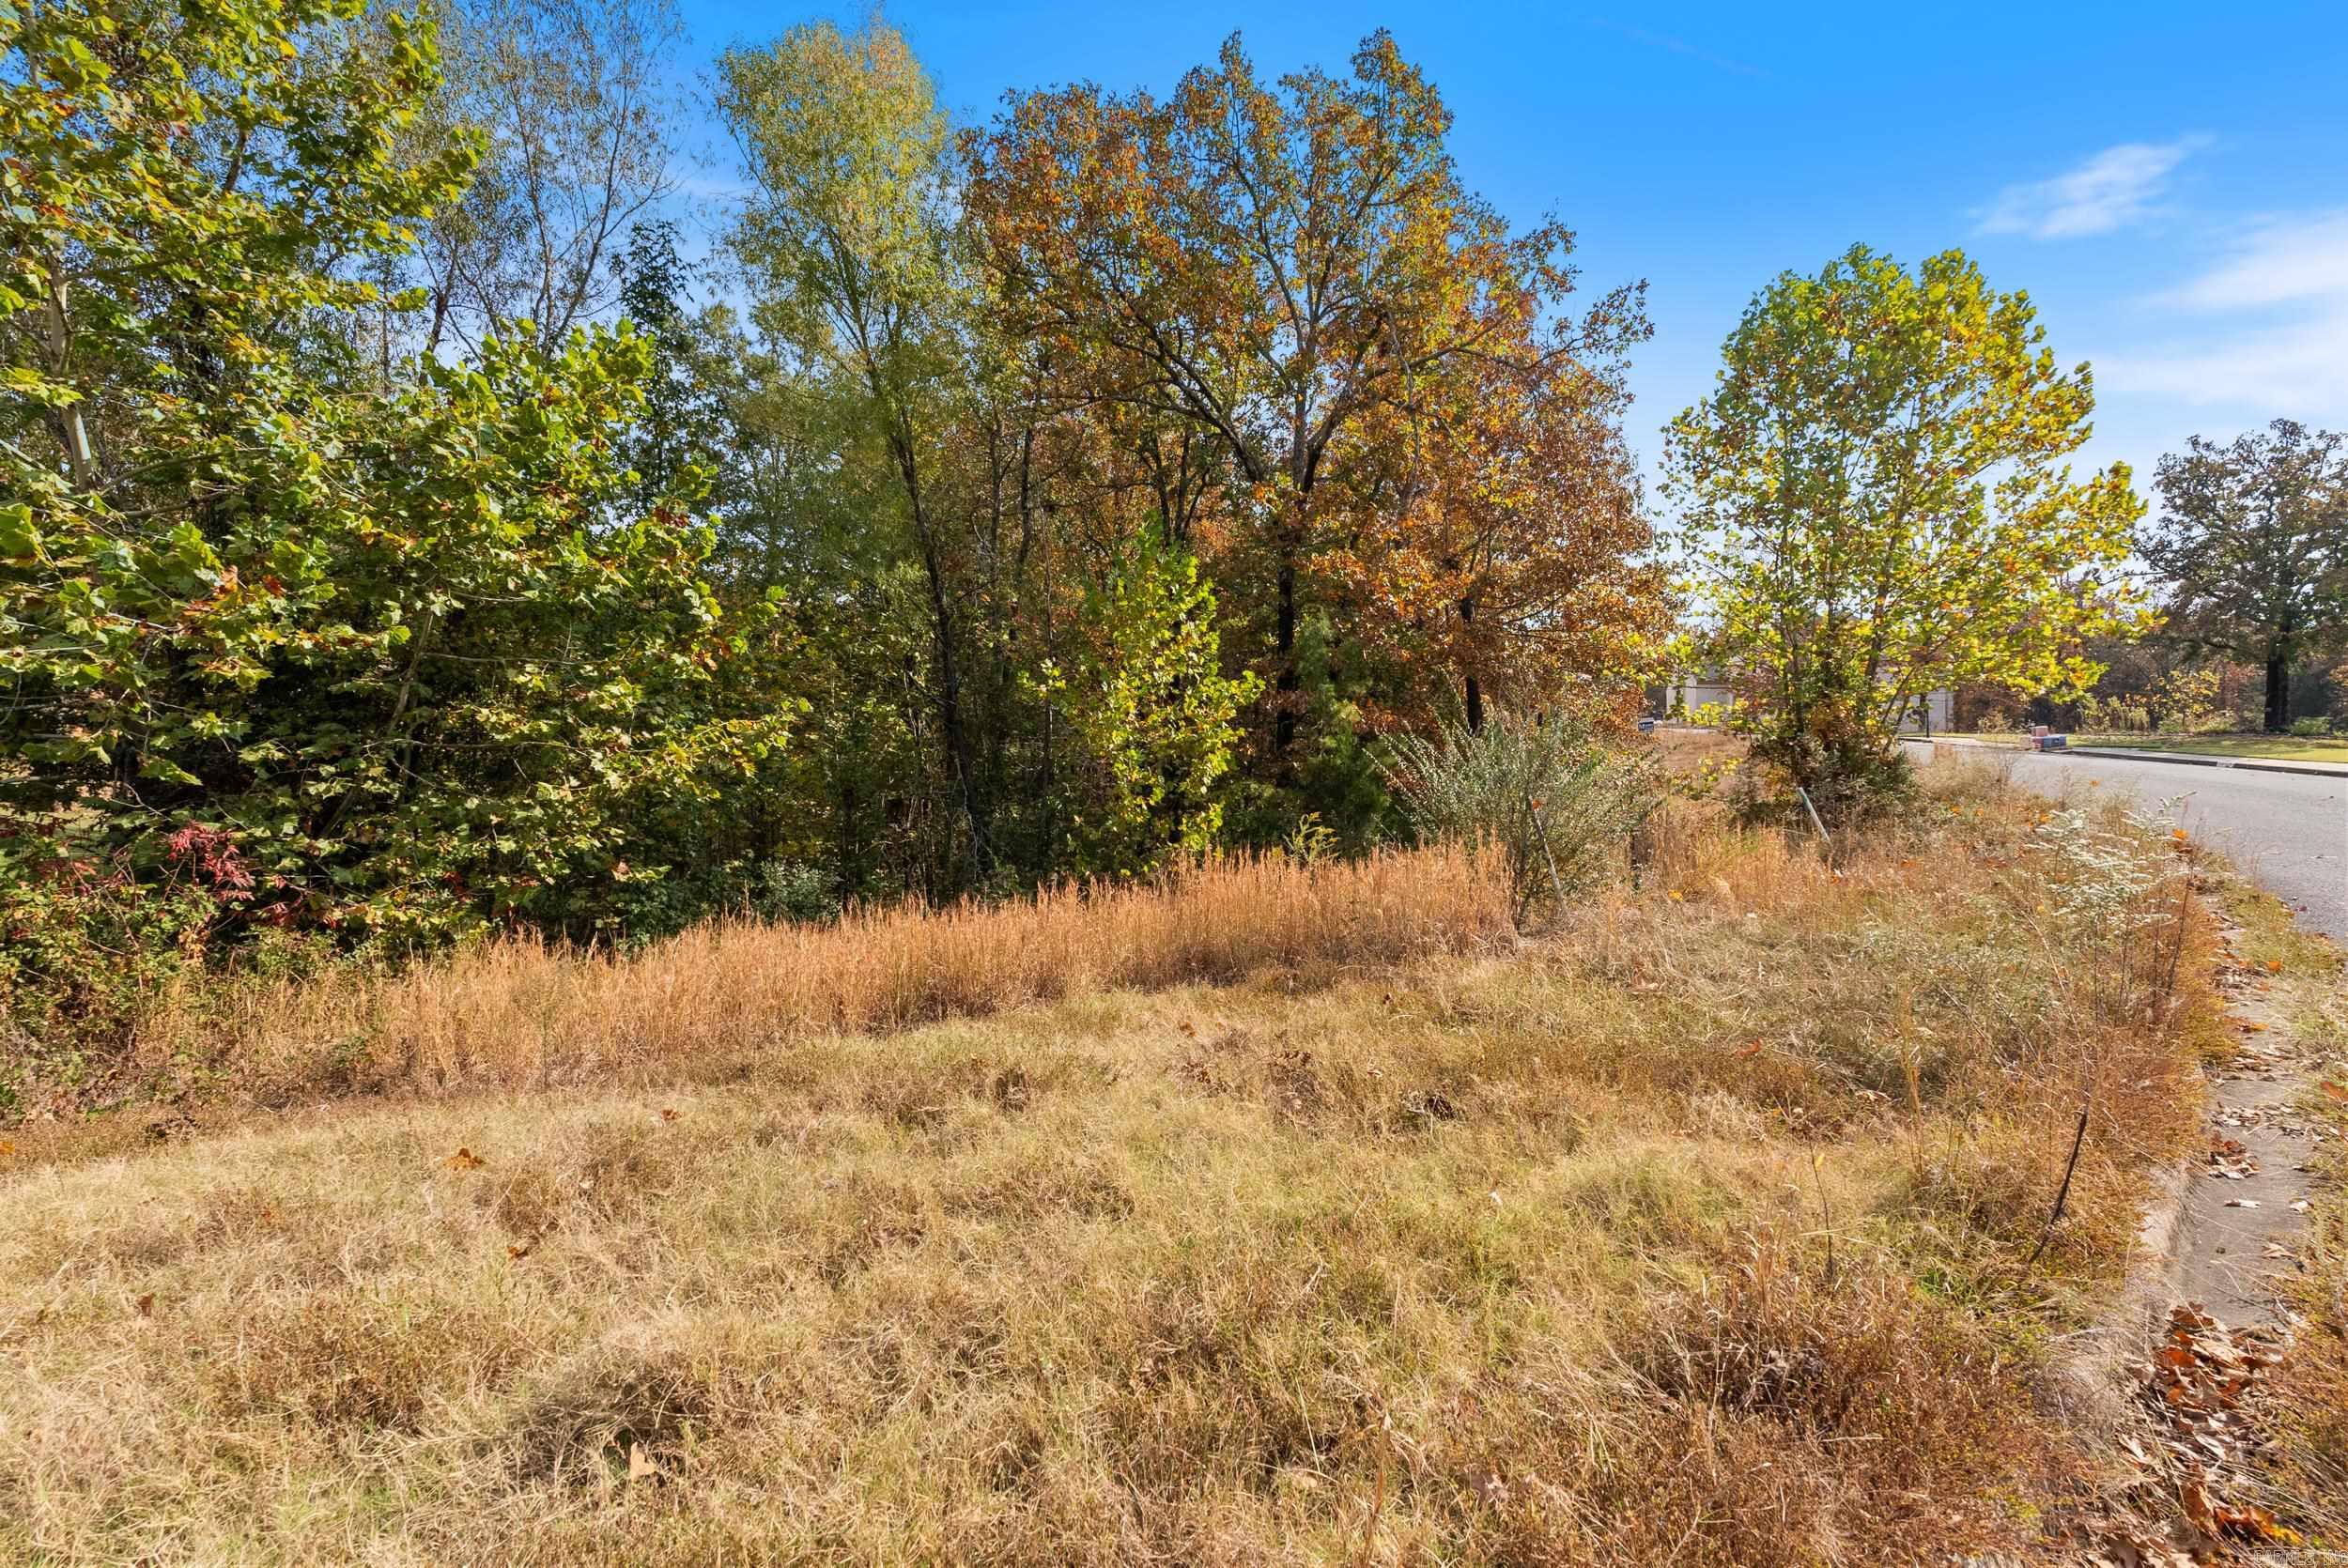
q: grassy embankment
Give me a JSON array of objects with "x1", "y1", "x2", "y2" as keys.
[
  {"x1": 0, "y1": 765, "x2": 2287, "y2": 1564},
  {"x1": 2071, "y1": 734, "x2": 2348, "y2": 764},
  {"x1": 1936, "y1": 732, "x2": 2348, "y2": 764}
]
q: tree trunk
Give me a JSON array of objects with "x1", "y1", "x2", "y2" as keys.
[
  {"x1": 921, "y1": 542, "x2": 985, "y2": 873},
  {"x1": 889, "y1": 426, "x2": 989, "y2": 880},
  {"x1": 2264, "y1": 655, "x2": 2289, "y2": 733},
  {"x1": 1459, "y1": 592, "x2": 1481, "y2": 732},
  {"x1": 1273, "y1": 553, "x2": 1298, "y2": 761}
]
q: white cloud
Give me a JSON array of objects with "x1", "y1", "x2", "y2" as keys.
[
  {"x1": 1975, "y1": 136, "x2": 2209, "y2": 239},
  {"x1": 2098, "y1": 309, "x2": 2348, "y2": 409},
  {"x1": 2164, "y1": 209, "x2": 2348, "y2": 310},
  {"x1": 2099, "y1": 209, "x2": 2348, "y2": 413}
]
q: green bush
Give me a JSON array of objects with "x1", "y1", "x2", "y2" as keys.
[
  {"x1": 755, "y1": 859, "x2": 841, "y2": 924},
  {"x1": 2288, "y1": 716, "x2": 2334, "y2": 738},
  {"x1": 1383, "y1": 715, "x2": 1658, "y2": 917},
  {"x1": 0, "y1": 821, "x2": 334, "y2": 1114}
]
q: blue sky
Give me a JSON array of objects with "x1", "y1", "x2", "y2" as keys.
[{"x1": 673, "y1": 1, "x2": 2348, "y2": 506}]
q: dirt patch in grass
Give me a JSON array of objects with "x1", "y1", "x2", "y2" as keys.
[{"x1": 0, "y1": 768, "x2": 2251, "y2": 1562}]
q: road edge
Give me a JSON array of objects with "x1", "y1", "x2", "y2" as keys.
[{"x1": 1900, "y1": 736, "x2": 2348, "y2": 780}]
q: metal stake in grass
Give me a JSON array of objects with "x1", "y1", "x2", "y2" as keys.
[
  {"x1": 1795, "y1": 786, "x2": 1832, "y2": 855},
  {"x1": 2027, "y1": 1106, "x2": 2091, "y2": 1272}
]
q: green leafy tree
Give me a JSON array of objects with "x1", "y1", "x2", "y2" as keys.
[
  {"x1": 2, "y1": 0, "x2": 791, "y2": 945},
  {"x1": 717, "y1": 18, "x2": 996, "y2": 877},
  {"x1": 613, "y1": 219, "x2": 731, "y2": 515},
  {"x1": 1664, "y1": 245, "x2": 2144, "y2": 816},
  {"x1": 1028, "y1": 546, "x2": 1259, "y2": 876},
  {"x1": 2, "y1": 0, "x2": 476, "y2": 489},
  {"x1": 2146, "y1": 420, "x2": 2348, "y2": 733}
]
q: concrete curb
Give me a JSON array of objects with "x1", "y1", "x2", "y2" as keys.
[{"x1": 1899, "y1": 736, "x2": 2348, "y2": 781}]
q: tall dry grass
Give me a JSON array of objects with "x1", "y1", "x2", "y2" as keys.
[
  {"x1": 134, "y1": 844, "x2": 1512, "y2": 1105},
  {"x1": 0, "y1": 764, "x2": 2270, "y2": 1565}
]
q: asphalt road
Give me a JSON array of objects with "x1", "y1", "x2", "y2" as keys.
[{"x1": 1906, "y1": 742, "x2": 2347, "y2": 942}]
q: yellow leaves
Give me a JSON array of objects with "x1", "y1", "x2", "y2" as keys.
[{"x1": 2214, "y1": 1503, "x2": 2301, "y2": 1548}]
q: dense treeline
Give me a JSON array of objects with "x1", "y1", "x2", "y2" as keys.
[{"x1": 1, "y1": 0, "x2": 1663, "y2": 990}]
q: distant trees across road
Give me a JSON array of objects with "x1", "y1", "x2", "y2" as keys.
[{"x1": 2144, "y1": 421, "x2": 2348, "y2": 735}]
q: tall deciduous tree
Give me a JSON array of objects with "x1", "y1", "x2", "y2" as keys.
[
  {"x1": 1331, "y1": 313, "x2": 1666, "y2": 732},
  {"x1": 968, "y1": 32, "x2": 1646, "y2": 770},
  {"x1": 2146, "y1": 420, "x2": 2348, "y2": 733},
  {"x1": 1664, "y1": 245, "x2": 2144, "y2": 814},
  {"x1": 410, "y1": 0, "x2": 684, "y2": 357},
  {"x1": 2, "y1": 0, "x2": 786, "y2": 943},
  {"x1": 718, "y1": 18, "x2": 998, "y2": 875}
]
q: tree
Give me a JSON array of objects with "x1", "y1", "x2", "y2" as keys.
[
  {"x1": 1664, "y1": 245, "x2": 2143, "y2": 816},
  {"x1": 718, "y1": 18, "x2": 997, "y2": 878},
  {"x1": 1330, "y1": 312, "x2": 1667, "y2": 733},
  {"x1": 2, "y1": 0, "x2": 787, "y2": 944},
  {"x1": 1027, "y1": 543, "x2": 1259, "y2": 875},
  {"x1": 409, "y1": 0, "x2": 685, "y2": 357},
  {"x1": 2145, "y1": 420, "x2": 2348, "y2": 732},
  {"x1": 2, "y1": 0, "x2": 474, "y2": 491},
  {"x1": 612, "y1": 219, "x2": 728, "y2": 513},
  {"x1": 968, "y1": 32, "x2": 1646, "y2": 772}
]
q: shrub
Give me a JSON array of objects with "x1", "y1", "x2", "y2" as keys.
[
  {"x1": 2288, "y1": 715, "x2": 2334, "y2": 738},
  {"x1": 755, "y1": 859, "x2": 841, "y2": 924},
  {"x1": 1383, "y1": 715, "x2": 1658, "y2": 916}
]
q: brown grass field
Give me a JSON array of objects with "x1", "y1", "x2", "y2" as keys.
[{"x1": 4, "y1": 762, "x2": 2341, "y2": 1565}]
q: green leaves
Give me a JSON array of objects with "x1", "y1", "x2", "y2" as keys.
[
  {"x1": 1664, "y1": 245, "x2": 2147, "y2": 810},
  {"x1": 0, "y1": 0, "x2": 785, "y2": 946},
  {"x1": 0, "y1": 503, "x2": 39, "y2": 566},
  {"x1": 1030, "y1": 544, "x2": 1259, "y2": 877},
  {"x1": 2145, "y1": 420, "x2": 2348, "y2": 730}
]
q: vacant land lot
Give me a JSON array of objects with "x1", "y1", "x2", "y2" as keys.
[{"x1": 8, "y1": 769, "x2": 2340, "y2": 1565}]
